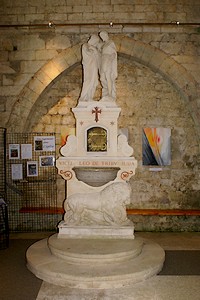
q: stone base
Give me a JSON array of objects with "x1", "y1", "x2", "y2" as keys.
[
  {"x1": 58, "y1": 221, "x2": 134, "y2": 239},
  {"x1": 26, "y1": 234, "x2": 165, "y2": 289},
  {"x1": 48, "y1": 234, "x2": 142, "y2": 264}
]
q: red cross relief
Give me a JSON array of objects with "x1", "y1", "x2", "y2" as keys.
[{"x1": 92, "y1": 106, "x2": 101, "y2": 122}]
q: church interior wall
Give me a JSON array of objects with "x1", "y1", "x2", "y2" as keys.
[{"x1": 0, "y1": 1, "x2": 200, "y2": 231}]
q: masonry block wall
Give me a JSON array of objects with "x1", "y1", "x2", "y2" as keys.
[{"x1": 0, "y1": 1, "x2": 200, "y2": 231}]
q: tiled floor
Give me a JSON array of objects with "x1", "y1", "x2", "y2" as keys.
[{"x1": 29, "y1": 232, "x2": 200, "y2": 300}]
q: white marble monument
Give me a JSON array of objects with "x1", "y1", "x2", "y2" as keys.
[
  {"x1": 56, "y1": 31, "x2": 137, "y2": 237},
  {"x1": 26, "y1": 32, "x2": 165, "y2": 290}
]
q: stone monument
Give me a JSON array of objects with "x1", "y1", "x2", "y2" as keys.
[
  {"x1": 26, "y1": 32, "x2": 165, "y2": 289},
  {"x1": 56, "y1": 30, "x2": 137, "y2": 239}
]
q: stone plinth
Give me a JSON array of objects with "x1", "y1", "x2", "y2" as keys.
[
  {"x1": 56, "y1": 100, "x2": 138, "y2": 236},
  {"x1": 49, "y1": 234, "x2": 142, "y2": 263},
  {"x1": 58, "y1": 221, "x2": 134, "y2": 239}
]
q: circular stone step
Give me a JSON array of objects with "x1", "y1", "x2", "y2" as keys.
[
  {"x1": 26, "y1": 237, "x2": 165, "y2": 289},
  {"x1": 48, "y1": 234, "x2": 143, "y2": 264}
]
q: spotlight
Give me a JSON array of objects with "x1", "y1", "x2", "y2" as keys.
[
  {"x1": 48, "y1": 21, "x2": 54, "y2": 28},
  {"x1": 171, "y1": 21, "x2": 180, "y2": 25},
  {"x1": 109, "y1": 22, "x2": 113, "y2": 27}
]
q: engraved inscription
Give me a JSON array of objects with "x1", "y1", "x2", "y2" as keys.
[{"x1": 87, "y1": 127, "x2": 107, "y2": 152}]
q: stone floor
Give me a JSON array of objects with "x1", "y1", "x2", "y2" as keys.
[
  {"x1": 32, "y1": 232, "x2": 200, "y2": 300},
  {"x1": 37, "y1": 276, "x2": 200, "y2": 300}
]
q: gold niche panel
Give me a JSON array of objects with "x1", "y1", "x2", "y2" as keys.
[{"x1": 87, "y1": 127, "x2": 107, "y2": 152}]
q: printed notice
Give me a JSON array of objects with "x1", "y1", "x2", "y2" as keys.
[
  {"x1": 34, "y1": 136, "x2": 55, "y2": 152},
  {"x1": 21, "y1": 144, "x2": 32, "y2": 159},
  {"x1": 11, "y1": 164, "x2": 23, "y2": 180}
]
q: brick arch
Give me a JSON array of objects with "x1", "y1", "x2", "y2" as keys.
[{"x1": 7, "y1": 36, "x2": 200, "y2": 141}]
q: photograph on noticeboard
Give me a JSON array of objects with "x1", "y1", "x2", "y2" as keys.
[
  {"x1": 9, "y1": 144, "x2": 20, "y2": 159},
  {"x1": 39, "y1": 155, "x2": 54, "y2": 167},
  {"x1": 27, "y1": 161, "x2": 38, "y2": 177}
]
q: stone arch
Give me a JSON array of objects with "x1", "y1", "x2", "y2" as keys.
[
  {"x1": 7, "y1": 36, "x2": 200, "y2": 142},
  {"x1": 113, "y1": 36, "x2": 200, "y2": 141},
  {"x1": 7, "y1": 43, "x2": 82, "y2": 132}
]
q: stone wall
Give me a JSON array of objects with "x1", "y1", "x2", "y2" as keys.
[
  {"x1": 31, "y1": 58, "x2": 200, "y2": 228},
  {"x1": 0, "y1": 1, "x2": 200, "y2": 231},
  {"x1": 1, "y1": 0, "x2": 200, "y2": 24}
]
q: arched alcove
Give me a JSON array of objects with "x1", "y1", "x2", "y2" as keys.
[{"x1": 6, "y1": 36, "x2": 200, "y2": 143}]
